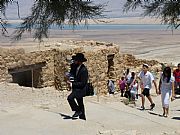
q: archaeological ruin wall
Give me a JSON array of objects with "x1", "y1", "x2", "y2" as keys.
[
  {"x1": 0, "y1": 41, "x2": 159, "y2": 95},
  {"x1": 0, "y1": 48, "x2": 56, "y2": 88}
]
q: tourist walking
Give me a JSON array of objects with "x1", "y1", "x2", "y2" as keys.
[
  {"x1": 107, "y1": 80, "x2": 115, "y2": 94},
  {"x1": 119, "y1": 76, "x2": 126, "y2": 97},
  {"x1": 124, "y1": 72, "x2": 136, "y2": 99},
  {"x1": 138, "y1": 64, "x2": 158, "y2": 110},
  {"x1": 67, "y1": 53, "x2": 88, "y2": 120},
  {"x1": 129, "y1": 72, "x2": 136, "y2": 88},
  {"x1": 159, "y1": 67, "x2": 175, "y2": 117},
  {"x1": 69, "y1": 55, "x2": 78, "y2": 80},
  {"x1": 65, "y1": 55, "x2": 78, "y2": 82},
  {"x1": 125, "y1": 68, "x2": 131, "y2": 88},
  {"x1": 130, "y1": 80, "x2": 139, "y2": 101},
  {"x1": 173, "y1": 63, "x2": 180, "y2": 94}
]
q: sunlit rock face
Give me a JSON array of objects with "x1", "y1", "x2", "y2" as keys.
[{"x1": 0, "y1": 40, "x2": 160, "y2": 95}]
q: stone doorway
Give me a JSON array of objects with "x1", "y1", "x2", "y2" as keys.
[
  {"x1": 8, "y1": 62, "x2": 46, "y2": 88},
  {"x1": 107, "y1": 53, "x2": 115, "y2": 76},
  {"x1": 11, "y1": 70, "x2": 32, "y2": 87}
]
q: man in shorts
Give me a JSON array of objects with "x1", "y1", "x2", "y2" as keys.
[
  {"x1": 138, "y1": 64, "x2": 158, "y2": 110},
  {"x1": 173, "y1": 63, "x2": 180, "y2": 94}
]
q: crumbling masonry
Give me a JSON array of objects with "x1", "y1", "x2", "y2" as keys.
[{"x1": 0, "y1": 40, "x2": 159, "y2": 94}]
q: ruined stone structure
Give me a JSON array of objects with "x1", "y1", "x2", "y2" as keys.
[{"x1": 0, "y1": 40, "x2": 159, "y2": 95}]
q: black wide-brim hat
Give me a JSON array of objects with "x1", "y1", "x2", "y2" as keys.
[
  {"x1": 71, "y1": 55, "x2": 76, "y2": 60},
  {"x1": 74, "y1": 53, "x2": 87, "y2": 62}
]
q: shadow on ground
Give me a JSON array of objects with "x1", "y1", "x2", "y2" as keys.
[
  {"x1": 172, "y1": 117, "x2": 180, "y2": 120},
  {"x1": 136, "y1": 107, "x2": 152, "y2": 111},
  {"x1": 59, "y1": 113, "x2": 78, "y2": 120}
]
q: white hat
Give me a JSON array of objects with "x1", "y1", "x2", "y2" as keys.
[{"x1": 143, "y1": 63, "x2": 149, "y2": 68}]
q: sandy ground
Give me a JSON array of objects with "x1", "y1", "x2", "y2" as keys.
[
  {"x1": 0, "y1": 28, "x2": 180, "y2": 65},
  {"x1": 0, "y1": 82, "x2": 180, "y2": 135}
]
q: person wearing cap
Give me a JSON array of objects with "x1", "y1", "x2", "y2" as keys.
[
  {"x1": 173, "y1": 63, "x2": 180, "y2": 94},
  {"x1": 138, "y1": 64, "x2": 158, "y2": 110},
  {"x1": 67, "y1": 53, "x2": 88, "y2": 120}
]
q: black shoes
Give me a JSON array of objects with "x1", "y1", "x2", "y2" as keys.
[
  {"x1": 79, "y1": 114, "x2": 86, "y2": 120},
  {"x1": 140, "y1": 106, "x2": 145, "y2": 110},
  {"x1": 72, "y1": 111, "x2": 86, "y2": 120},
  {"x1": 72, "y1": 111, "x2": 82, "y2": 118},
  {"x1": 140, "y1": 103, "x2": 155, "y2": 111},
  {"x1": 150, "y1": 103, "x2": 155, "y2": 110}
]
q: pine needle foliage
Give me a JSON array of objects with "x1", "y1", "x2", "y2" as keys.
[
  {"x1": 124, "y1": 0, "x2": 180, "y2": 30},
  {"x1": 13, "y1": 0, "x2": 105, "y2": 41},
  {"x1": 0, "y1": 0, "x2": 13, "y2": 35},
  {"x1": 0, "y1": 0, "x2": 105, "y2": 41}
]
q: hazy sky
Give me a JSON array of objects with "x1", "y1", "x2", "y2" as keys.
[
  {"x1": 95, "y1": 0, "x2": 142, "y2": 17},
  {"x1": 5, "y1": 0, "x2": 34, "y2": 19},
  {"x1": 4, "y1": 0, "x2": 142, "y2": 20}
]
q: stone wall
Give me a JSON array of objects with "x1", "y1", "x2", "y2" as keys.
[
  {"x1": 53, "y1": 41, "x2": 159, "y2": 95},
  {"x1": 0, "y1": 40, "x2": 160, "y2": 95},
  {"x1": 52, "y1": 43, "x2": 123, "y2": 94},
  {"x1": 0, "y1": 48, "x2": 56, "y2": 87},
  {"x1": 0, "y1": 48, "x2": 26, "y2": 82},
  {"x1": 85, "y1": 46, "x2": 121, "y2": 95}
]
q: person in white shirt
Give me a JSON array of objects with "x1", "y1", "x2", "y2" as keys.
[
  {"x1": 159, "y1": 66, "x2": 175, "y2": 117},
  {"x1": 130, "y1": 80, "x2": 139, "y2": 101},
  {"x1": 125, "y1": 68, "x2": 131, "y2": 86},
  {"x1": 138, "y1": 64, "x2": 158, "y2": 110}
]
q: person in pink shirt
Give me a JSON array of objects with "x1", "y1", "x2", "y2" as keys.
[{"x1": 119, "y1": 76, "x2": 126, "y2": 97}]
